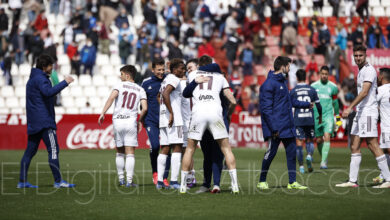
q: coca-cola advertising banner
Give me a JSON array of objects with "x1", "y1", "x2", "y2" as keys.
[
  {"x1": 347, "y1": 49, "x2": 390, "y2": 74},
  {"x1": 0, "y1": 114, "x2": 150, "y2": 150},
  {"x1": 0, "y1": 113, "x2": 266, "y2": 150}
]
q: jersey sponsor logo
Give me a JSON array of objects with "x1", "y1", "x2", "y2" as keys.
[
  {"x1": 280, "y1": 86, "x2": 283, "y2": 89},
  {"x1": 148, "y1": 86, "x2": 152, "y2": 90},
  {"x1": 66, "y1": 124, "x2": 115, "y2": 149},
  {"x1": 114, "y1": 115, "x2": 131, "y2": 119},
  {"x1": 198, "y1": 94, "x2": 214, "y2": 101}
]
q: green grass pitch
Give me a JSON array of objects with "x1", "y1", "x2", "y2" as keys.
[{"x1": 1, "y1": 148, "x2": 390, "y2": 219}]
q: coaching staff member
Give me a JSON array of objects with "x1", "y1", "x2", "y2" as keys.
[
  {"x1": 18, "y1": 54, "x2": 75, "y2": 188},
  {"x1": 257, "y1": 56, "x2": 312, "y2": 190}
]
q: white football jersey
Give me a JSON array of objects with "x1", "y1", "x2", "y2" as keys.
[
  {"x1": 356, "y1": 63, "x2": 378, "y2": 111},
  {"x1": 113, "y1": 81, "x2": 146, "y2": 119},
  {"x1": 180, "y1": 79, "x2": 191, "y2": 128},
  {"x1": 378, "y1": 84, "x2": 390, "y2": 132},
  {"x1": 159, "y1": 74, "x2": 183, "y2": 128},
  {"x1": 188, "y1": 70, "x2": 229, "y2": 116}
]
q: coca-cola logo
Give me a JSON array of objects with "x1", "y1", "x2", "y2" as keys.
[{"x1": 66, "y1": 124, "x2": 115, "y2": 149}]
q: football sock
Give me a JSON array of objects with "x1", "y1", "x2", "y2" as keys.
[
  {"x1": 180, "y1": 171, "x2": 189, "y2": 189},
  {"x1": 349, "y1": 153, "x2": 361, "y2": 183},
  {"x1": 317, "y1": 142, "x2": 324, "y2": 156},
  {"x1": 125, "y1": 154, "x2": 135, "y2": 183},
  {"x1": 306, "y1": 142, "x2": 314, "y2": 156},
  {"x1": 376, "y1": 155, "x2": 390, "y2": 182},
  {"x1": 321, "y1": 141, "x2": 330, "y2": 163},
  {"x1": 170, "y1": 152, "x2": 182, "y2": 182},
  {"x1": 229, "y1": 169, "x2": 238, "y2": 188},
  {"x1": 296, "y1": 146, "x2": 304, "y2": 166},
  {"x1": 157, "y1": 154, "x2": 168, "y2": 182},
  {"x1": 116, "y1": 153, "x2": 125, "y2": 181}
]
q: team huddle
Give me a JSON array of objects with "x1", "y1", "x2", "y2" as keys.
[
  {"x1": 98, "y1": 56, "x2": 239, "y2": 193},
  {"x1": 17, "y1": 44, "x2": 390, "y2": 191}
]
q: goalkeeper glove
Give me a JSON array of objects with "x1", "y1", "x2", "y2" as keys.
[
  {"x1": 334, "y1": 115, "x2": 342, "y2": 132},
  {"x1": 335, "y1": 115, "x2": 342, "y2": 127}
]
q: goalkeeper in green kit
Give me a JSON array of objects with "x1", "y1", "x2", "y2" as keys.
[{"x1": 311, "y1": 66, "x2": 342, "y2": 169}]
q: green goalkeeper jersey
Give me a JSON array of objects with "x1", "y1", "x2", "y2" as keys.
[{"x1": 311, "y1": 80, "x2": 339, "y2": 119}]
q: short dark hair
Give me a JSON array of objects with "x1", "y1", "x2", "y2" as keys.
[
  {"x1": 186, "y1": 58, "x2": 198, "y2": 66},
  {"x1": 198, "y1": 55, "x2": 212, "y2": 67},
  {"x1": 120, "y1": 65, "x2": 137, "y2": 79},
  {"x1": 152, "y1": 58, "x2": 165, "y2": 69},
  {"x1": 379, "y1": 67, "x2": 390, "y2": 81},
  {"x1": 320, "y1": 65, "x2": 329, "y2": 72},
  {"x1": 273, "y1": 56, "x2": 292, "y2": 71},
  {"x1": 296, "y1": 69, "x2": 306, "y2": 82},
  {"x1": 353, "y1": 45, "x2": 367, "y2": 53},
  {"x1": 169, "y1": 58, "x2": 185, "y2": 73},
  {"x1": 36, "y1": 54, "x2": 54, "y2": 70}
]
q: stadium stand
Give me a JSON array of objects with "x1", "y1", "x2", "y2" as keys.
[{"x1": 0, "y1": 0, "x2": 389, "y2": 116}]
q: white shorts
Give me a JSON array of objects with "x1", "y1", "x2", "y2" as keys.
[
  {"x1": 351, "y1": 110, "x2": 378, "y2": 138},
  {"x1": 160, "y1": 126, "x2": 184, "y2": 146},
  {"x1": 380, "y1": 132, "x2": 390, "y2": 149},
  {"x1": 188, "y1": 113, "x2": 228, "y2": 141},
  {"x1": 113, "y1": 118, "x2": 138, "y2": 147}
]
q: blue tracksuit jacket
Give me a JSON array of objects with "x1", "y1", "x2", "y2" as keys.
[
  {"x1": 26, "y1": 68, "x2": 68, "y2": 135},
  {"x1": 259, "y1": 71, "x2": 310, "y2": 140}
]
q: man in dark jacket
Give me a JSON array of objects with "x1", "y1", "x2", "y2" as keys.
[
  {"x1": 18, "y1": 54, "x2": 75, "y2": 188},
  {"x1": 257, "y1": 56, "x2": 312, "y2": 190}
]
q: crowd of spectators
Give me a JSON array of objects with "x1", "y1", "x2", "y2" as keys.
[{"x1": 0, "y1": 0, "x2": 389, "y2": 116}]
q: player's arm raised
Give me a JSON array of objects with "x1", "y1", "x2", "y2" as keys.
[
  {"x1": 162, "y1": 85, "x2": 175, "y2": 127},
  {"x1": 98, "y1": 90, "x2": 119, "y2": 125},
  {"x1": 223, "y1": 88, "x2": 237, "y2": 122},
  {"x1": 138, "y1": 99, "x2": 148, "y2": 133},
  {"x1": 342, "y1": 81, "x2": 371, "y2": 118}
]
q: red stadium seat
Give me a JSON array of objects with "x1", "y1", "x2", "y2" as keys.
[
  {"x1": 352, "y1": 16, "x2": 361, "y2": 25},
  {"x1": 329, "y1": 26, "x2": 336, "y2": 35},
  {"x1": 369, "y1": 16, "x2": 376, "y2": 25},
  {"x1": 302, "y1": 17, "x2": 311, "y2": 26},
  {"x1": 257, "y1": 75, "x2": 267, "y2": 85},
  {"x1": 318, "y1": 17, "x2": 325, "y2": 24},
  {"x1": 378, "y1": 17, "x2": 389, "y2": 27},
  {"x1": 265, "y1": 17, "x2": 271, "y2": 26},
  {"x1": 338, "y1": 17, "x2": 347, "y2": 26},
  {"x1": 271, "y1": 25, "x2": 281, "y2": 36},
  {"x1": 243, "y1": 75, "x2": 255, "y2": 87},
  {"x1": 326, "y1": 16, "x2": 337, "y2": 27},
  {"x1": 298, "y1": 25, "x2": 309, "y2": 36}
]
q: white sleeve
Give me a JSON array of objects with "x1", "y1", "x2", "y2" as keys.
[
  {"x1": 222, "y1": 77, "x2": 230, "y2": 89},
  {"x1": 167, "y1": 74, "x2": 180, "y2": 89},
  {"x1": 140, "y1": 87, "x2": 147, "y2": 100},
  {"x1": 363, "y1": 68, "x2": 377, "y2": 83},
  {"x1": 113, "y1": 83, "x2": 121, "y2": 92}
]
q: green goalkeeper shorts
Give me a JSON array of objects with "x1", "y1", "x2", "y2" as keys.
[{"x1": 315, "y1": 116, "x2": 334, "y2": 137}]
